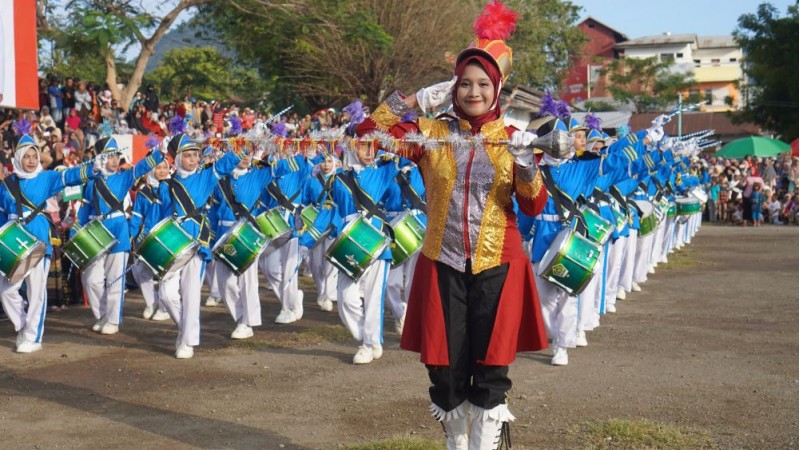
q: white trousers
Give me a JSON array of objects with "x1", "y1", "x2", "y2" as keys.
[
  {"x1": 633, "y1": 231, "x2": 654, "y2": 284},
  {"x1": 604, "y1": 237, "x2": 625, "y2": 309},
  {"x1": 82, "y1": 252, "x2": 128, "y2": 325},
  {"x1": 533, "y1": 262, "x2": 578, "y2": 349},
  {"x1": 132, "y1": 260, "x2": 160, "y2": 310},
  {"x1": 650, "y1": 219, "x2": 666, "y2": 266},
  {"x1": 337, "y1": 260, "x2": 389, "y2": 347},
  {"x1": 216, "y1": 260, "x2": 261, "y2": 327},
  {"x1": 206, "y1": 259, "x2": 220, "y2": 299},
  {"x1": 1, "y1": 258, "x2": 50, "y2": 343},
  {"x1": 159, "y1": 254, "x2": 206, "y2": 348},
  {"x1": 661, "y1": 218, "x2": 676, "y2": 260},
  {"x1": 385, "y1": 252, "x2": 419, "y2": 321},
  {"x1": 259, "y1": 237, "x2": 302, "y2": 315},
  {"x1": 309, "y1": 238, "x2": 338, "y2": 303},
  {"x1": 620, "y1": 230, "x2": 638, "y2": 292},
  {"x1": 578, "y1": 243, "x2": 605, "y2": 332}
]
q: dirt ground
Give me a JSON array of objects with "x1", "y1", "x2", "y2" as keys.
[{"x1": 0, "y1": 225, "x2": 796, "y2": 449}]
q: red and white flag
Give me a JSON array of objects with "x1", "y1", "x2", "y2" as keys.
[{"x1": 0, "y1": 0, "x2": 39, "y2": 110}]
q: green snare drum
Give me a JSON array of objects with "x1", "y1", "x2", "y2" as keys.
[
  {"x1": 667, "y1": 202, "x2": 677, "y2": 219},
  {"x1": 580, "y1": 206, "x2": 613, "y2": 245},
  {"x1": 536, "y1": 228, "x2": 602, "y2": 296},
  {"x1": 300, "y1": 205, "x2": 330, "y2": 249},
  {"x1": 255, "y1": 207, "x2": 292, "y2": 251},
  {"x1": 63, "y1": 218, "x2": 118, "y2": 270},
  {"x1": 676, "y1": 197, "x2": 701, "y2": 216},
  {"x1": 390, "y1": 211, "x2": 426, "y2": 267},
  {"x1": 0, "y1": 221, "x2": 46, "y2": 284},
  {"x1": 213, "y1": 218, "x2": 268, "y2": 276},
  {"x1": 135, "y1": 217, "x2": 200, "y2": 280},
  {"x1": 326, "y1": 216, "x2": 391, "y2": 281},
  {"x1": 635, "y1": 200, "x2": 657, "y2": 237}
]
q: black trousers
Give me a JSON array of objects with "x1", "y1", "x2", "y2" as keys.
[{"x1": 427, "y1": 260, "x2": 511, "y2": 412}]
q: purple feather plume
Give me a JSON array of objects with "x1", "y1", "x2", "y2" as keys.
[
  {"x1": 271, "y1": 120, "x2": 287, "y2": 138},
  {"x1": 13, "y1": 117, "x2": 32, "y2": 136},
  {"x1": 584, "y1": 113, "x2": 601, "y2": 132},
  {"x1": 343, "y1": 99, "x2": 365, "y2": 135},
  {"x1": 227, "y1": 115, "x2": 242, "y2": 136},
  {"x1": 168, "y1": 115, "x2": 186, "y2": 135},
  {"x1": 144, "y1": 134, "x2": 159, "y2": 150},
  {"x1": 556, "y1": 101, "x2": 571, "y2": 122},
  {"x1": 539, "y1": 92, "x2": 560, "y2": 118}
]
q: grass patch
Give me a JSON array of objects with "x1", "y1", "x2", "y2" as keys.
[
  {"x1": 577, "y1": 419, "x2": 716, "y2": 449},
  {"x1": 344, "y1": 436, "x2": 444, "y2": 450},
  {"x1": 232, "y1": 325, "x2": 353, "y2": 350},
  {"x1": 662, "y1": 248, "x2": 710, "y2": 270}
]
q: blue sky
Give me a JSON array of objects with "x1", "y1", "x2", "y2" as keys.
[{"x1": 570, "y1": 0, "x2": 797, "y2": 38}]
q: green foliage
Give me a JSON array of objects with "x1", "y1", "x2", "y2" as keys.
[
  {"x1": 577, "y1": 419, "x2": 716, "y2": 449},
  {"x1": 583, "y1": 100, "x2": 617, "y2": 112},
  {"x1": 603, "y1": 57, "x2": 696, "y2": 113},
  {"x1": 345, "y1": 436, "x2": 445, "y2": 450},
  {"x1": 144, "y1": 47, "x2": 269, "y2": 104},
  {"x1": 732, "y1": 3, "x2": 799, "y2": 139}
]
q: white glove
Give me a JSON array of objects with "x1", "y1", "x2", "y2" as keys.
[
  {"x1": 508, "y1": 131, "x2": 536, "y2": 166},
  {"x1": 660, "y1": 137, "x2": 679, "y2": 151},
  {"x1": 646, "y1": 126, "x2": 664, "y2": 144},
  {"x1": 416, "y1": 77, "x2": 456, "y2": 114},
  {"x1": 651, "y1": 114, "x2": 670, "y2": 128},
  {"x1": 93, "y1": 154, "x2": 106, "y2": 173}
]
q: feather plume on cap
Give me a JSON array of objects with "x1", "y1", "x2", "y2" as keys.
[
  {"x1": 271, "y1": 120, "x2": 287, "y2": 138},
  {"x1": 168, "y1": 115, "x2": 186, "y2": 135},
  {"x1": 539, "y1": 92, "x2": 571, "y2": 121},
  {"x1": 584, "y1": 113, "x2": 602, "y2": 132},
  {"x1": 473, "y1": 0, "x2": 518, "y2": 40},
  {"x1": 343, "y1": 99, "x2": 365, "y2": 135},
  {"x1": 13, "y1": 117, "x2": 32, "y2": 136},
  {"x1": 99, "y1": 119, "x2": 114, "y2": 138},
  {"x1": 227, "y1": 115, "x2": 242, "y2": 137},
  {"x1": 144, "y1": 134, "x2": 160, "y2": 150},
  {"x1": 616, "y1": 123, "x2": 631, "y2": 138}
]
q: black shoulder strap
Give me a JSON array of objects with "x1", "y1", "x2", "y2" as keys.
[
  {"x1": 3, "y1": 175, "x2": 48, "y2": 225},
  {"x1": 168, "y1": 178, "x2": 211, "y2": 244},
  {"x1": 219, "y1": 177, "x2": 258, "y2": 227},
  {"x1": 540, "y1": 165, "x2": 587, "y2": 235},
  {"x1": 94, "y1": 178, "x2": 124, "y2": 214},
  {"x1": 396, "y1": 171, "x2": 427, "y2": 213},
  {"x1": 314, "y1": 172, "x2": 333, "y2": 206},
  {"x1": 267, "y1": 180, "x2": 302, "y2": 213},
  {"x1": 138, "y1": 185, "x2": 156, "y2": 204},
  {"x1": 337, "y1": 171, "x2": 393, "y2": 238}
]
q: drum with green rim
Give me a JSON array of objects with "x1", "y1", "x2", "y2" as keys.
[
  {"x1": 0, "y1": 221, "x2": 46, "y2": 284},
  {"x1": 635, "y1": 200, "x2": 657, "y2": 237},
  {"x1": 580, "y1": 206, "x2": 613, "y2": 245},
  {"x1": 390, "y1": 211, "x2": 426, "y2": 267},
  {"x1": 536, "y1": 228, "x2": 601, "y2": 296},
  {"x1": 135, "y1": 217, "x2": 199, "y2": 280},
  {"x1": 213, "y1": 218, "x2": 268, "y2": 276},
  {"x1": 254, "y1": 207, "x2": 292, "y2": 251},
  {"x1": 667, "y1": 203, "x2": 677, "y2": 218},
  {"x1": 676, "y1": 197, "x2": 702, "y2": 216},
  {"x1": 610, "y1": 202, "x2": 628, "y2": 231},
  {"x1": 299, "y1": 205, "x2": 330, "y2": 249},
  {"x1": 326, "y1": 216, "x2": 390, "y2": 281},
  {"x1": 690, "y1": 187, "x2": 708, "y2": 204},
  {"x1": 63, "y1": 218, "x2": 117, "y2": 270}
]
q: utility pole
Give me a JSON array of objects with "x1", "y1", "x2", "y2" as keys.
[
  {"x1": 586, "y1": 64, "x2": 591, "y2": 99},
  {"x1": 677, "y1": 94, "x2": 683, "y2": 138}
]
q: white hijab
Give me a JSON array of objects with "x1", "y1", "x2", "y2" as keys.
[
  {"x1": 13, "y1": 145, "x2": 42, "y2": 179},
  {"x1": 174, "y1": 152, "x2": 198, "y2": 178},
  {"x1": 540, "y1": 151, "x2": 574, "y2": 167}
]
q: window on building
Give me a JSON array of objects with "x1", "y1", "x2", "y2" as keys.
[
  {"x1": 711, "y1": 58, "x2": 720, "y2": 66},
  {"x1": 660, "y1": 53, "x2": 675, "y2": 62},
  {"x1": 676, "y1": 52, "x2": 684, "y2": 58},
  {"x1": 729, "y1": 57, "x2": 737, "y2": 62},
  {"x1": 704, "y1": 89, "x2": 713, "y2": 104},
  {"x1": 693, "y1": 59, "x2": 701, "y2": 67}
]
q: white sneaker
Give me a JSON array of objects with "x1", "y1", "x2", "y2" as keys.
[
  {"x1": 15, "y1": 332, "x2": 24, "y2": 348},
  {"x1": 631, "y1": 281, "x2": 642, "y2": 292},
  {"x1": 660, "y1": 257, "x2": 668, "y2": 264},
  {"x1": 151, "y1": 309, "x2": 171, "y2": 321},
  {"x1": 576, "y1": 330, "x2": 588, "y2": 347},
  {"x1": 371, "y1": 344, "x2": 383, "y2": 360},
  {"x1": 551, "y1": 347, "x2": 569, "y2": 366},
  {"x1": 606, "y1": 303, "x2": 617, "y2": 313},
  {"x1": 616, "y1": 287, "x2": 626, "y2": 300},
  {"x1": 394, "y1": 316, "x2": 405, "y2": 335},
  {"x1": 92, "y1": 318, "x2": 108, "y2": 333},
  {"x1": 16, "y1": 340, "x2": 42, "y2": 354},
  {"x1": 353, "y1": 346, "x2": 374, "y2": 364},
  {"x1": 648, "y1": 265, "x2": 656, "y2": 274},
  {"x1": 143, "y1": 305, "x2": 155, "y2": 319},
  {"x1": 205, "y1": 296, "x2": 219, "y2": 307},
  {"x1": 100, "y1": 323, "x2": 119, "y2": 335},
  {"x1": 175, "y1": 344, "x2": 194, "y2": 359},
  {"x1": 317, "y1": 297, "x2": 333, "y2": 312},
  {"x1": 294, "y1": 291, "x2": 304, "y2": 320},
  {"x1": 231, "y1": 324, "x2": 254, "y2": 340},
  {"x1": 274, "y1": 309, "x2": 298, "y2": 324}
]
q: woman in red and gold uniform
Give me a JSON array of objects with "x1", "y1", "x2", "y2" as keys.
[{"x1": 355, "y1": 2, "x2": 564, "y2": 447}]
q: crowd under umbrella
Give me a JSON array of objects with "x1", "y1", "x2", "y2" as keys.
[{"x1": 716, "y1": 135, "x2": 791, "y2": 158}]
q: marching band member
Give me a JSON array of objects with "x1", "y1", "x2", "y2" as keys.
[
  {"x1": 257, "y1": 151, "x2": 309, "y2": 324},
  {"x1": 157, "y1": 133, "x2": 244, "y2": 359},
  {"x1": 129, "y1": 156, "x2": 172, "y2": 321},
  {"x1": 77, "y1": 137, "x2": 164, "y2": 335},
  {"x1": 299, "y1": 150, "x2": 340, "y2": 312},
  {"x1": 209, "y1": 152, "x2": 274, "y2": 339},
  {"x1": 0, "y1": 132, "x2": 100, "y2": 353},
  {"x1": 354, "y1": 2, "x2": 552, "y2": 445},
  {"x1": 203, "y1": 146, "x2": 223, "y2": 307}
]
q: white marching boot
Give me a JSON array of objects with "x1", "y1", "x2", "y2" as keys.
[
  {"x1": 469, "y1": 402, "x2": 514, "y2": 450},
  {"x1": 432, "y1": 401, "x2": 469, "y2": 450}
]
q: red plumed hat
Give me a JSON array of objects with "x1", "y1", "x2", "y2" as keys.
[{"x1": 457, "y1": 0, "x2": 518, "y2": 83}]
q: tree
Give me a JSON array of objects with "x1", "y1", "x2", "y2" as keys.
[
  {"x1": 144, "y1": 46, "x2": 268, "y2": 103},
  {"x1": 601, "y1": 57, "x2": 696, "y2": 113},
  {"x1": 41, "y1": 0, "x2": 215, "y2": 109},
  {"x1": 732, "y1": 3, "x2": 798, "y2": 139}
]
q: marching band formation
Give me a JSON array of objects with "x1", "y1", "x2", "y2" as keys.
[{"x1": 0, "y1": 2, "x2": 712, "y2": 448}]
